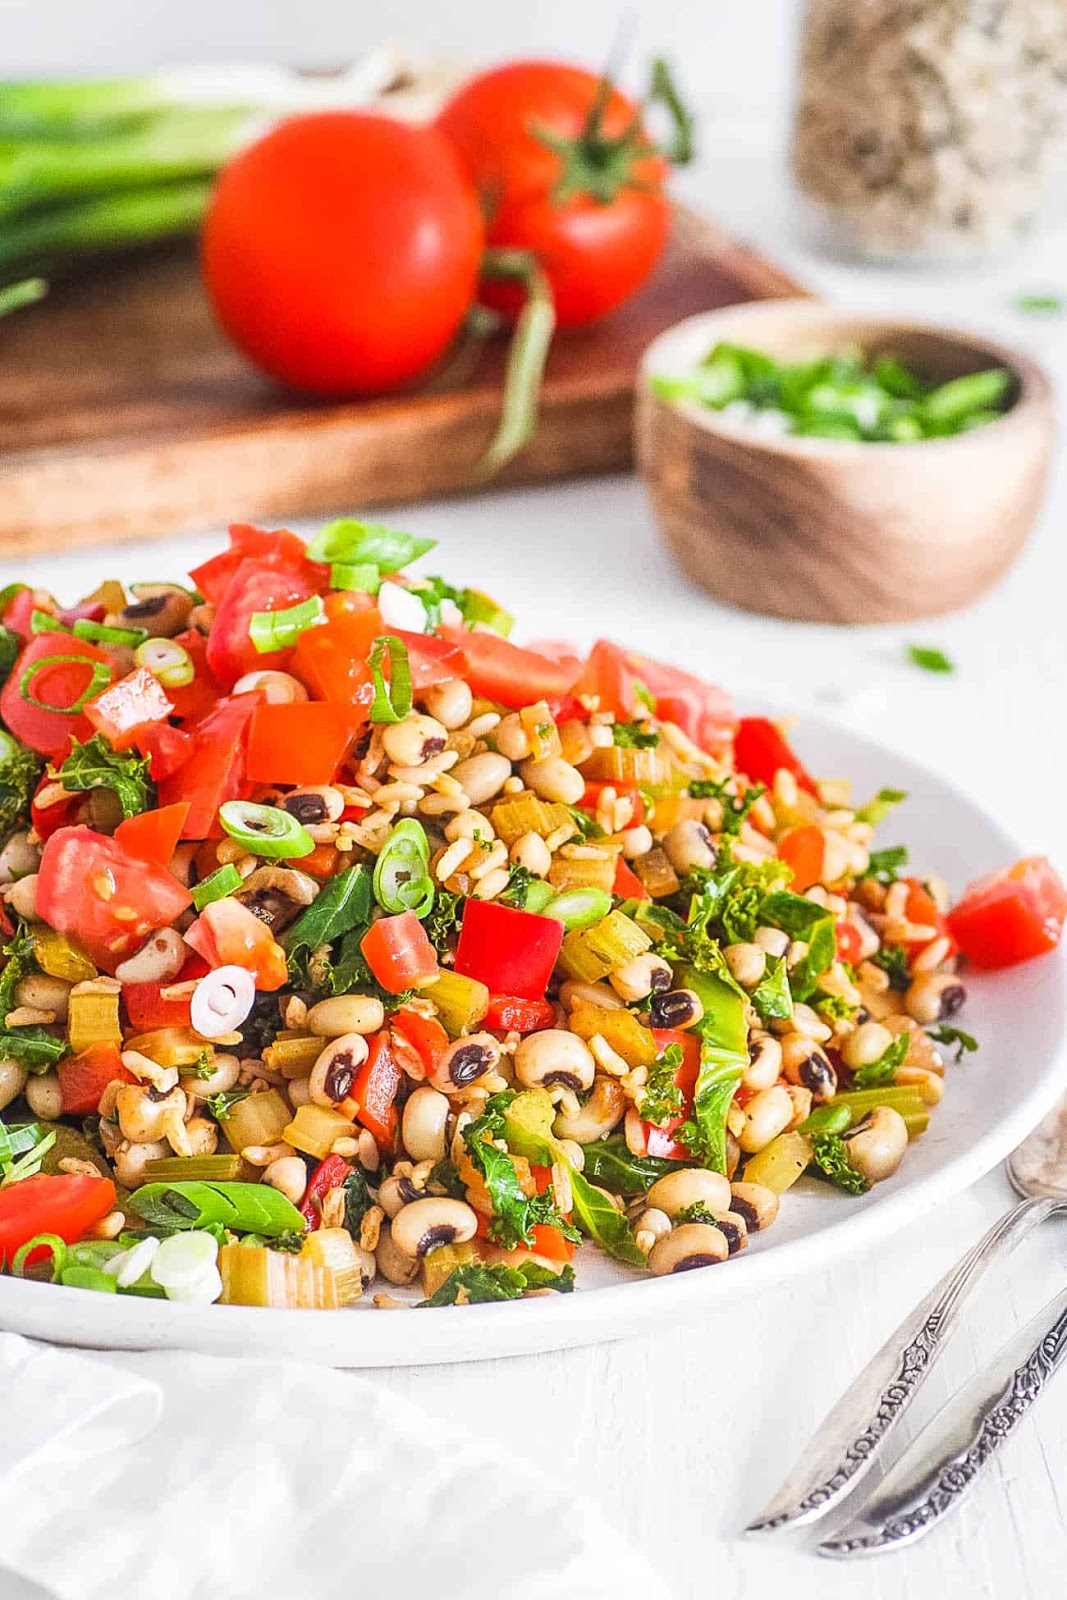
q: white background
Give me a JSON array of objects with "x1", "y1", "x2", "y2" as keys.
[{"x1": 4, "y1": 4, "x2": 1067, "y2": 1598}]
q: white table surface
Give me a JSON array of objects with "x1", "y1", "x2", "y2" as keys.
[{"x1": 3, "y1": 110, "x2": 1067, "y2": 1600}]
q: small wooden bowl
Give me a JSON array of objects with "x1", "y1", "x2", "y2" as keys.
[{"x1": 634, "y1": 300, "x2": 1055, "y2": 623}]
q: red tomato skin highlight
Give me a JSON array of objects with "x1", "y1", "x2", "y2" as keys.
[
  {"x1": 949, "y1": 857, "x2": 1067, "y2": 968},
  {"x1": 36, "y1": 826, "x2": 192, "y2": 973},
  {"x1": 84, "y1": 667, "x2": 173, "y2": 750},
  {"x1": 202, "y1": 114, "x2": 484, "y2": 396}
]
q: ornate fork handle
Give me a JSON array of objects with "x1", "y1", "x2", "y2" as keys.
[{"x1": 746, "y1": 1194, "x2": 1059, "y2": 1533}]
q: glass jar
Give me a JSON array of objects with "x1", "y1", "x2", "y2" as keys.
[{"x1": 791, "y1": 0, "x2": 1067, "y2": 262}]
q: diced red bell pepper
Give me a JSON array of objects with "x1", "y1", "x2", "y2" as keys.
[
  {"x1": 292, "y1": 608, "x2": 380, "y2": 704},
  {"x1": 351, "y1": 1032, "x2": 403, "y2": 1147},
  {"x1": 57, "y1": 1044, "x2": 137, "y2": 1117},
  {"x1": 206, "y1": 557, "x2": 317, "y2": 690},
  {"x1": 640, "y1": 1029, "x2": 701, "y2": 1160},
  {"x1": 391, "y1": 1007, "x2": 450, "y2": 1074},
  {"x1": 901, "y1": 877, "x2": 957, "y2": 959},
  {"x1": 777, "y1": 825, "x2": 826, "y2": 893},
  {"x1": 0, "y1": 1173, "x2": 117, "y2": 1268},
  {"x1": 0, "y1": 633, "x2": 114, "y2": 757},
  {"x1": 948, "y1": 856, "x2": 1067, "y2": 969},
  {"x1": 489, "y1": 1223, "x2": 577, "y2": 1267},
  {"x1": 442, "y1": 627, "x2": 582, "y2": 709},
  {"x1": 299, "y1": 1153, "x2": 351, "y2": 1230},
  {"x1": 454, "y1": 898, "x2": 563, "y2": 1001},
  {"x1": 37, "y1": 825, "x2": 192, "y2": 973},
  {"x1": 733, "y1": 716, "x2": 818, "y2": 796},
  {"x1": 613, "y1": 857, "x2": 650, "y2": 902},
  {"x1": 123, "y1": 980, "x2": 193, "y2": 1033},
  {"x1": 114, "y1": 801, "x2": 190, "y2": 867},
  {"x1": 184, "y1": 896, "x2": 288, "y2": 991},
  {"x1": 484, "y1": 994, "x2": 556, "y2": 1034},
  {"x1": 159, "y1": 692, "x2": 261, "y2": 839},
  {"x1": 360, "y1": 912, "x2": 439, "y2": 994},
  {"x1": 83, "y1": 667, "x2": 173, "y2": 751},
  {"x1": 835, "y1": 920, "x2": 865, "y2": 965},
  {"x1": 133, "y1": 722, "x2": 193, "y2": 782},
  {"x1": 245, "y1": 701, "x2": 367, "y2": 787}
]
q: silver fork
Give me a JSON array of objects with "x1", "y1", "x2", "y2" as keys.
[{"x1": 745, "y1": 1095, "x2": 1067, "y2": 1554}]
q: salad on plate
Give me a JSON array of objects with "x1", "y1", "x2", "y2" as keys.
[{"x1": 0, "y1": 521, "x2": 1062, "y2": 1311}]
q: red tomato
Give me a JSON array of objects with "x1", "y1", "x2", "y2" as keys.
[
  {"x1": 37, "y1": 826, "x2": 192, "y2": 974},
  {"x1": 391, "y1": 1008, "x2": 450, "y2": 1073},
  {"x1": 245, "y1": 702, "x2": 367, "y2": 787},
  {"x1": 455, "y1": 898, "x2": 563, "y2": 1001},
  {"x1": 835, "y1": 920, "x2": 865, "y2": 965},
  {"x1": 292, "y1": 609, "x2": 380, "y2": 705},
  {"x1": 123, "y1": 981, "x2": 193, "y2": 1033},
  {"x1": 484, "y1": 995, "x2": 556, "y2": 1033},
  {"x1": 202, "y1": 114, "x2": 483, "y2": 395},
  {"x1": 351, "y1": 1032, "x2": 403, "y2": 1147},
  {"x1": 133, "y1": 722, "x2": 193, "y2": 782},
  {"x1": 0, "y1": 633, "x2": 114, "y2": 757},
  {"x1": 360, "y1": 912, "x2": 439, "y2": 994},
  {"x1": 0, "y1": 1173, "x2": 117, "y2": 1267},
  {"x1": 777, "y1": 825, "x2": 826, "y2": 893},
  {"x1": 206, "y1": 557, "x2": 316, "y2": 690},
  {"x1": 83, "y1": 667, "x2": 173, "y2": 750},
  {"x1": 438, "y1": 62, "x2": 670, "y2": 327},
  {"x1": 613, "y1": 856, "x2": 650, "y2": 901},
  {"x1": 159, "y1": 693, "x2": 261, "y2": 839},
  {"x1": 189, "y1": 524, "x2": 319, "y2": 606},
  {"x1": 573, "y1": 640, "x2": 641, "y2": 720},
  {"x1": 398, "y1": 630, "x2": 469, "y2": 691},
  {"x1": 184, "y1": 896, "x2": 288, "y2": 991},
  {"x1": 58, "y1": 1045, "x2": 136, "y2": 1117},
  {"x1": 948, "y1": 857, "x2": 1067, "y2": 969},
  {"x1": 626, "y1": 652, "x2": 737, "y2": 756},
  {"x1": 164, "y1": 630, "x2": 221, "y2": 726},
  {"x1": 113, "y1": 802, "x2": 190, "y2": 867},
  {"x1": 733, "y1": 716, "x2": 818, "y2": 796},
  {"x1": 444, "y1": 628, "x2": 581, "y2": 709},
  {"x1": 899, "y1": 877, "x2": 957, "y2": 960}
]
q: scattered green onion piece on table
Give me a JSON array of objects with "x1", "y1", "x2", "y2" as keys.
[
  {"x1": 248, "y1": 595, "x2": 324, "y2": 654},
  {"x1": 305, "y1": 519, "x2": 435, "y2": 571},
  {"x1": 329, "y1": 562, "x2": 380, "y2": 593},
  {"x1": 907, "y1": 645, "x2": 955, "y2": 674},
  {"x1": 218, "y1": 800, "x2": 314, "y2": 860},
  {"x1": 191, "y1": 863, "x2": 243, "y2": 911},
  {"x1": 543, "y1": 887, "x2": 612, "y2": 931},
  {"x1": 135, "y1": 636, "x2": 194, "y2": 688},
  {"x1": 11, "y1": 1233, "x2": 68, "y2": 1280},
  {"x1": 373, "y1": 819, "x2": 434, "y2": 917},
  {"x1": 367, "y1": 635, "x2": 412, "y2": 724},
  {"x1": 19, "y1": 655, "x2": 111, "y2": 713},
  {"x1": 1016, "y1": 293, "x2": 1063, "y2": 316}
]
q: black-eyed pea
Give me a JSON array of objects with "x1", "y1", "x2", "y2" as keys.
[
  {"x1": 725, "y1": 1131, "x2": 741, "y2": 1179},
  {"x1": 422, "y1": 677, "x2": 474, "y2": 730},
  {"x1": 729, "y1": 1182, "x2": 779, "y2": 1232},
  {"x1": 754, "y1": 925, "x2": 790, "y2": 959},
  {"x1": 24, "y1": 1069, "x2": 62, "y2": 1121},
  {"x1": 711, "y1": 1210, "x2": 749, "y2": 1255},
  {"x1": 0, "y1": 830, "x2": 41, "y2": 884},
  {"x1": 621, "y1": 824, "x2": 653, "y2": 859},
  {"x1": 0, "y1": 1058, "x2": 27, "y2": 1112},
  {"x1": 282, "y1": 786, "x2": 345, "y2": 826},
  {"x1": 13, "y1": 972, "x2": 73, "y2": 1019},
  {"x1": 781, "y1": 1036, "x2": 837, "y2": 1102},
  {"x1": 186, "y1": 1053, "x2": 242, "y2": 1100},
  {"x1": 378, "y1": 1172, "x2": 425, "y2": 1218},
  {"x1": 112, "y1": 1138, "x2": 168, "y2": 1189},
  {"x1": 842, "y1": 1106, "x2": 908, "y2": 1184},
  {"x1": 553, "y1": 1075, "x2": 626, "y2": 1142},
  {"x1": 559, "y1": 979, "x2": 623, "y2": 1012},
  {"x1": 287, "y1": 1075, "x2": 313, "y2": 1109},
  {"x1": 451, "y1": 752, "x2": 512, "y2": 806},
  {"x1": 375, "y1": 1221, "x2": 420, "y2": 1286},
  {"x1": 744, "y1": 1032, "x2": 783, "y2": 1091},
  {"x1": 649, "y1": 1223, "x2": 729, "y2": 1275},
  {"x1": 514, "y1": 1029, "x2": 595, "y2": 1094},
  {"x1": 840, "y1": 1019, "x2": 895, "y2": 1071},
  {"x1": 307, "y1": 995, "x2": 385, "y2": 1038},
  {"x1": 646, "y1": 1167, "x2": 732, "y2": 1218},
  {"x1": 724, "y1": 942, "x2": 767, "y2": 989},
  {"x1": 430, "y1": 1033, "x2": 502, "y2": 1094},
  {"x1": 4, "y1": 874, "x2": 38, "y2": 921},
  {"x1": 494, "y1": 713, "x2": 533, "y2": 762},
  {"x1": 633, "y1": 1206, "x2": 672, "y2": 1253},
  {"x1": 738, "y1": 1085, "x2": 794, "y2": 1153},
  {"x1": 401, "y1": 1084, "x2": 451, "y2": 1163},
  {"x1": 608, "y1": 952, "x2": 672, "y2": 1003},
  {"x1": 510, "y1": 830, "x2": 552, "y2": 877},
  {"x1": 519, "y1": 755, "x2": 585, "y2": 806},
  {"x1": 790, "y1": 1002, "x2": 833, "y2": 1043},
  {"x1": 381, "y1": 713, "x2": 448, "y2": 767},
  {"x1": 648, "y1": 987, "x2": 704, "y2": 1030},
  {"x1": 114, "y1": 926, "x2": 188, "y2": 984},
  {"x1": 390, "y1": 1196, "x2": 478, "y2": 1259},
  {"x1": 263, "y1": 1155, "x2": 308, "y2": 1206},
  {"x1": 310, "y1": 1034, "x2": 370, "y2": 1107},
  {"x1": 895, "y1": 1064, "x2": 944, "y2": 1105},
  {"x1": 904, "y1": 971, "x2": 967, "y2": 1026},
  {"x1": 783, "y1": 1084, "x2": 813, "y2": 1128},
  {"x1": 663, "y1": 818, "x2": 715, "y2": 875}
]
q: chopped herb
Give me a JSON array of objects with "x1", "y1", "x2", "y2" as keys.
[
  {"x1": 0, "y1": 1118, "x2": 55, "y2": 1182},
  {"x1": 205, "y1": 1088, "x2": 252, "y2": 1121},
  {"x1": 855, "y1": 788, "x2": 907, "y2": 826},
  {"x1": 462, "y1": 1096, "x2": 580, "y2": 1252},
  {"x1": 675, "y1": 1201, "x2": 720, "y2": 1227},
  {"x1": 55, "y1": 733, "x2": 154, "y2": 819},
  {"x1": 759, "y1": 889, "x2": 837, "y2": 1002},
  {"x1": 639, "y1": 1044, "x2": 685, "y2": 1128},
  {"x1": 428, "y1": 1158, "x2": 468, "y2": 1201},
  {"x1": 499, "y1": 864, "x2": 537, "y2": 909},
  {"x1": 612, "y1": 721, "x2": 660, "y2": 749},
  {"x1": 426, "y1": 887, "x2": 464, "y2": 955},
  {"x1": 852, "y1": 1032, "x2": 910, "y2": 1089},
  {"x1": 688, "y1": 777, "x2": 767, "y2": 836},
  {"x1": 861, "y1": 844, "x2": 909, "y2": 885},
  {"x1": 564, "y1": 805, "x2": 604, "y2": 841},
  {"x1": 927, "y1": 1024, "x2": 978, "y2": 1063},
  {"x1": 871, "y1": 944, "x2": 911, "y2": 991},
  {"x1": 814, "y1": 992, "x2": 859, "y2": 1022},
  {"x1": 0, "y1": 730, "x2": 42, "y2": 838},
  {"x1": 419, "y1": 1261, "x2": 575, "y2": 1306},
  {"x1": 750, "y1": 956, "x2": 793, "y2": 1022},
  {"x1": 179, "y1": 1048, "x2": 218, "y2": 1081},
  {"x1": 808, "y1": 1132, "x2": 869, "y2": 1195},
  {"x1": 907, "y1": 645, "x2": 955, "y2": 675},
  {"x1": 579, "y1": 1137, "x2": 679, "y2": 1195},
  {"x1": 341, "y1": 1167, "x2": 373, "y2": 1234}
]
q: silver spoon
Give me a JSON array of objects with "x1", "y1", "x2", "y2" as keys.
[{"x1": 745, "y1": 1097, "x2": 1067, "y2": 1547}]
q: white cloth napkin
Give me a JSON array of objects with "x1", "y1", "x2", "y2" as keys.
[{"x1": 0, "y1": 1332, "x2": 670, "y2": 1600}]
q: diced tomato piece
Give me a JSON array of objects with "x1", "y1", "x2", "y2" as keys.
[
  {"x1": 58, "y1": 1044, "x2": 136, "y2": 1117},
  {"x1": 899, "y1": 877, "x2": 957, "y2": 959},
  {"x1": 37, "y1": 825, "x2": 192, "y2": 973},
  {"x1": 159, "y1": 692, "x2": 261, "y2": 838},
  {"x1": 245, "y1": 701, "x2": 367, "y2": 787},
  {"x1": 835, "y1": 920, "x2": 865, "y2": 965},
  {"x1": 184, "y1": 896, "x2": 288, "y2": 990},
  {"x1": 573, "y1": 639, "x2": 641, "y2": 721},
  {"x1": 299, "y1": 1153, "x2": 351, "y2": 1230},
  {"x1": 642, "y1": 1029, "x2": 701, "y2": 1159},
  {"x1": 114, "y1": 802, "x2": 190, "y2": 866},
  {"x1": 189, "y1": 523, "x2": 321, "y2": 606},
  {"x1": 580, "y1": 781, "x2": 645, "y2": 829},
  {"x1": 777, "y1": 825, "x2": 826, "y2": 892},
  {"x1": 0, "y1": 633, "x2": 114, "y2": 757},
  {"x1": 443, "y1": 627, "x2": 581, "y2": 709},
  {"x1": 454, "y1": 898, "x2": 563, "y2": 1000},
  {"x1": 351, "y1": 1031, "x2": 403, "y2": 1147},
  {"x1": 360, "y1": 912, "x2": 439, "y2": 994},
  {"x1": 324, "y1": 589, "x2": 379, "y2": 621},
  {"x1": 0, "y1": 1173, "x2": 117, "y2": 1268},
  {"x1": 395, "y1": 629, "x2": 468, "y2": 691},
  {"x1": 207, "y1": 557, "x2": 319, "y2": 690},
  {"x1": 948, "y1": 856, "x2": 1067, "y2": 969},
  {"x1": 613, "y1": 857, "x2": 650, "y2": 901},
  {"x1": 134, "y1": 722, "x2": 193, "y2": 782},
  {"x1": 543, "y1": 693, "x2": 587, "y2": 725},
  {"x1": 292, "y1": 607, "x2": 381, "y2": 704},
  {"x1": 83, "y1": 667, "x2": 173, "y2": 751},
  {"x1": 123, "y1": 980, "x2": 193, "y2": 1032},
  {"x1": 626, "y1": 652, "x2": 737, "y2": 756},
  {"x1": 484, "y1": 994, "x2": 556, "y2": 1033},
  {"x1": 164, "y1": 630, "x2": 221, "y2": 726},
  {"x1": 733, "y1": 716, "x2": 818, "y2": 796},
  {"x1": 391, "y1": 1007, "x2": 450, "y2": 1072},
  {"x1": 3, "y1": 588, "x2": 41, "y2": 637}
]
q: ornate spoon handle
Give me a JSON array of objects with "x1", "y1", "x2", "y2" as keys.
[
  {"x1": 745, "y1": 1195, "x2": 1058, "y2": 1533},
  {"x1": 819, "y1": 1282, "x2": 1067, "y2": 1556}
]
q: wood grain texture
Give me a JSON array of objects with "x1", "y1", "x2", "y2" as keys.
[
  {"x1": 0, "y1": 207, "x2": 802, "y2": 555},
  {"x1": 635, "y1": 302, "x2": 1056, "y2": 624}
]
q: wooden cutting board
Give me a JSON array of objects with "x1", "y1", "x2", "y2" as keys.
[{"x1": 0, "y1": 206, "x2": 803, "y2": 555}]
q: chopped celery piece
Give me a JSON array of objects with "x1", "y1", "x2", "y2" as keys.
[
  {"x1": 423, "y1": 969, "x2": 489, "y2": 1037},
  {"x1": 143, "y1": 1154, "x2": 252, "y2": 1184},
  {"x1": 743, "y1": 1130, "x2": 812, "y2": 1193},
  {"x1": 490, "y1": 794, "x2": 573, "y2": 845},
  {"x1": 557, "y1": 911, "x2": 652, "y2": 984},
  {"x1": 218, "y1": 1244, "x2": 339, "y2": 1309},
  {"x1": 283, "y1": 1103, "x2": 355, "y2": 1161},
  {"x1": 124, "y1": 1027, "x2": 210, "y2": 1068},
  {"x1": 831, "y1": 1087, "x2": 929, "y2": 1137},
  {"x1": 67, "y1": 985, "x2": 122, "y2": 1053},
  {"x1": 567, "y1": 1001, "x2": 658, "y2": 1068},
  {"x1": 263, "y1": 1033, "x2": 324, "y2": 1078},
  {"x1": 32, "y1": 927, "x2": 96, "y2": 982},
  {"x1": 584, "y1": 744, "x2": 673, "y2": 788},
  {"x1": 218, "y1": 1088, "x2": 292, "y2": 1154},
  {"x1": 421, "y1": 1239, "x2": 480, "y2": 1299},
  {"x1": 301, "y1": 1227, "x2": 364, "y2": 1306},
  {"x1": 546, "y1": 856, "x2": 616, "y2": 894}
]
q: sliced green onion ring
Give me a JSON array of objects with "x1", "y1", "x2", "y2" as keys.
[
  {"x1": 30, "y1": 609, "x2": 68, "y2": 635},
  {"x1": 191, "y1": 863, "x2": 243, "y2": 911},
  {"x1": 373, "y1": 819, "x2": 434, "y2": 917},
  {"x1": 60, "y1": 1264, "x2": 118, "y2": 1293},
  {"x1": 368, "y1": 635, "x2": 412, "y2": 725},
  {"x1": 135, "y1": 636, "x2": 194, "y2": 688},
  {"x1": 19, "y1": 655, "x2": 111, "y2": 714},
  {"x1": 542, "y1": 887, "x2": 612, "y2": 931},
  {"x1": 520, "y1": 880, "x2": 556, "y2": 915},
  {"x1": 306, "y1": 519, "x2": 436, "y2": 571},
  {"x1": 330, "y1": 562, "x2": 381, "y2": 593},
  {"x1": 73, "y1": 618, "x2": 148, "y2": 647},
  {"x1": 11, "y1": 1232, "x2": 68, "y2": 1281},
  {"x1": 248, "y1": 595, "x2": 324, "y2": 655},
  {"x1": 218, "y1": 800, "x2": 314, "y2": 859}
]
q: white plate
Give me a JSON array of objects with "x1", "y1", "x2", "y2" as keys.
[{"x1": 2, "y1": 714, "x2": 1063, "y2": 1367}]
